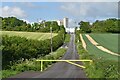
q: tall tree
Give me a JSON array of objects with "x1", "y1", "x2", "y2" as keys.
[{"x1": 79, "y1": 21, "x2": 91, "y2": 33}]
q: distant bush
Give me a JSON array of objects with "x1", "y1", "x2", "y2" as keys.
[
  {"x1": 1, "y1": 17, "x2": 61, "y2": 33},
  {"x1": 78, "y1": 18, "x2": 120, "y2": 33}
]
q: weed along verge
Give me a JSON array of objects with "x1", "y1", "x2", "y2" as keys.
[{"x1": 2, "y1": 47, "x2": 67, "y2": 78}]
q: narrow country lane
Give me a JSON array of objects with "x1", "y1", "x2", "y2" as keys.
[
  {"x1": 33, "y1": 34, "x2": 87, "y2": 78},
  {"x1": 9, "y1": 34, "x2": 87, "y2": 79}
]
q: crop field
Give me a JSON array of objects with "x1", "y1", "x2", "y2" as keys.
[
  {"x1": 90, "y1": 33, "x2": 119, "y2": 53},
  {"x1": 82, "y1": 34, "x2": 119, "y2": 61},
  {"x1": 1, "y1": 31, "x2": 58, "y2": 40}
]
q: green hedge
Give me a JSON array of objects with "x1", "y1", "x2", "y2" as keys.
[
  {"x1": 2, "y1": 48, "x2": 67, "y2": 78},
  {"x1": 64, "y1": 34, "x2": 70, "y2": 43},
  {"x1": 2, "y1": 29, "x2": 65, "y2": 69}
]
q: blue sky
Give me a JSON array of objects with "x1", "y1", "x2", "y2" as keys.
[
  {"x1": 2, "y1": 2, "x2": 66, "y2": 21},
  {"x1": 1, "y1": 1, "x2": 119, "y2": 27}
]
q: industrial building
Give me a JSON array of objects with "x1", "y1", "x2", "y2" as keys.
[
  {"x1": 55, "y1": 18, "x2": 75, "y2": 33},
  {"x1": 39, "y1": 18, "x2": 73, "y2": 33},
  {"x1": 56, "y1": 18, "x2": 68, "y2": 28},
  {"x1": 63, "y1": 18, "x2": 68, "y2": 28}
]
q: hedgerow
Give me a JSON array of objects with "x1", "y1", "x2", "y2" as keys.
[{"x1": 2, "y1": 29, "x2": 65, "y2": 69}]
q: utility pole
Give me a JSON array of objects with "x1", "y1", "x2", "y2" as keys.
[
  {"x1": 43, "y1": 20, "x2": 46, "y2": 28},
  {"x1": 37, "y1": 18, "x2": 40, "y2": 29},
  {"x1": 50, "y1": 22, "x2": 53, "y2": 53}
]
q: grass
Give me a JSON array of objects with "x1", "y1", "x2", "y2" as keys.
[
  {"x1": 2, "y1": 48, "x2": 67, "y2": 78},
  {"x1": 1, "y1": 31, "x2": 57, "y2": 41},
  {"x1": 76, "y1": 34, "x2": 119, "y2": 78},
  {"x1": 2, "y1": 70, "x2": 20, "y2": 78},
  {"x1": 89, "y1": 33, "x2": 119, "y2": 53},
  {"x1": 64, "y1": 34, "x2": 70, "y2": 43},
  {"x1": 82, "y1": 34, "x2": 119, "y2": 61}
]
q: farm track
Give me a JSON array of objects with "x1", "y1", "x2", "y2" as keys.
[
  {"x1": 85, "y1": 34, "x2": 120, "y2": 56},
  {"x1": 9, "y1": 34, "x2": 87, "y2": 79}
]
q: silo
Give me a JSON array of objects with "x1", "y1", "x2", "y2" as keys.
[{"x1": 63, "y1": 18, "x2": 68, "y2": 28}]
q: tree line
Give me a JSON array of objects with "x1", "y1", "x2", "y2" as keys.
[
  {"x1": 78, "y1": 18, "x2": 120, "y2": 33},
  {"x1": 1, "y1": 17, "x2": 61, "y2": 32}
]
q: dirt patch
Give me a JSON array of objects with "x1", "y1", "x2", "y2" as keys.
[
  {"x1": 80, "y1": 34, "x2": 87, "y2": 50},
  {"x1": 85, "y1": 34, "x2": 99, "y2": 46},
  {"x1": 85, "y1": 34, "x2": 120, "y2": 56}
]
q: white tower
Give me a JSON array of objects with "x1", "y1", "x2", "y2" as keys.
[{"x1": 63, "y1": 18, "x2": 68, "y2": 28}]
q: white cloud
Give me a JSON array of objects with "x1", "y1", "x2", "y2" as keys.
[
  {"x1": 68, "y1": 18, "x2": 79, "y2": 28},
  {"x1": 19, "y1": 2, "x2": 39, "y2": 8},
  {"x1": 23, "y1": 2, "x2": 36, "y2": 8},
  {"x1": 60, "y1": 2, "x2": 118, "y2": 22},
  {"x1": 1, "y1": 6, "x2": 26, "y2": 18},
  {"x1": 19, "y1": 2, "x2": 48, "y2": 9},
  {"x1": 68, "y1": 18, "x2": 74, "y2": 27},
  {"x1": 60, "y1": 2, "x2": 118, "y2": 27}
]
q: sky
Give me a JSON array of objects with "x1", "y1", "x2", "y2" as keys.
[{"x1": 1, "y1": 0, "x2": 119, "y2": 27}]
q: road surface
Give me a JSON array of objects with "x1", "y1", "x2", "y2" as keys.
[{"x1": 9, "y1": 34, "x2": 87, "y2": 79}]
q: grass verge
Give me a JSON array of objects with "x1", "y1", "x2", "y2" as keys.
[
  {"x1": 77, "y1": 41, "x2": 119, "y2": 79},
  {"x1": 2, "y1": 48, "x2": 67, "y2": 78},
  {"x1": 75, "y1": 32, "x2": 119, "y2": 79},
  {"x1": 64, "y1": 34, "x2": 70, "y2": 43}
]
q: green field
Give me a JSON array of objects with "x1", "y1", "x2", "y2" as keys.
[
  {"x1": 1, "y1": 31, "x2": 57, "y2": 40},
  {"x1": 82, "y1": 34, "x2": 119, "y2": 61},
  {"x1": 90, "y1": 33, "x2": 119, "y2": 53}
]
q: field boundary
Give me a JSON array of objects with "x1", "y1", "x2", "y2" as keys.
[
  {"x1": 36, "y1": 60, "x2": 93, "y2": 72},
  {"x1": 1, "y1": 31, "x2": 57, "y2": 40},
  {"x1": 85, "y1": 34, "x2": 120, "y2": 56},
  {"x1": 80, "y1": 34, "x2": 87, "y2": 50}
]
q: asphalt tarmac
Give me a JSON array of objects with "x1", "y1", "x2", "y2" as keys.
[{"x1": 9, "y1": 34, "x2": 87, "y2": 79}]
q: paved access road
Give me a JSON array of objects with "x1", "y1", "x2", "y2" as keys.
[
  {"x1": 10, "y1": 34, "x2": 87, "y2": 78},
  {"x1": 33, "y1": 34, "x2": 87, "y2": 78}
]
